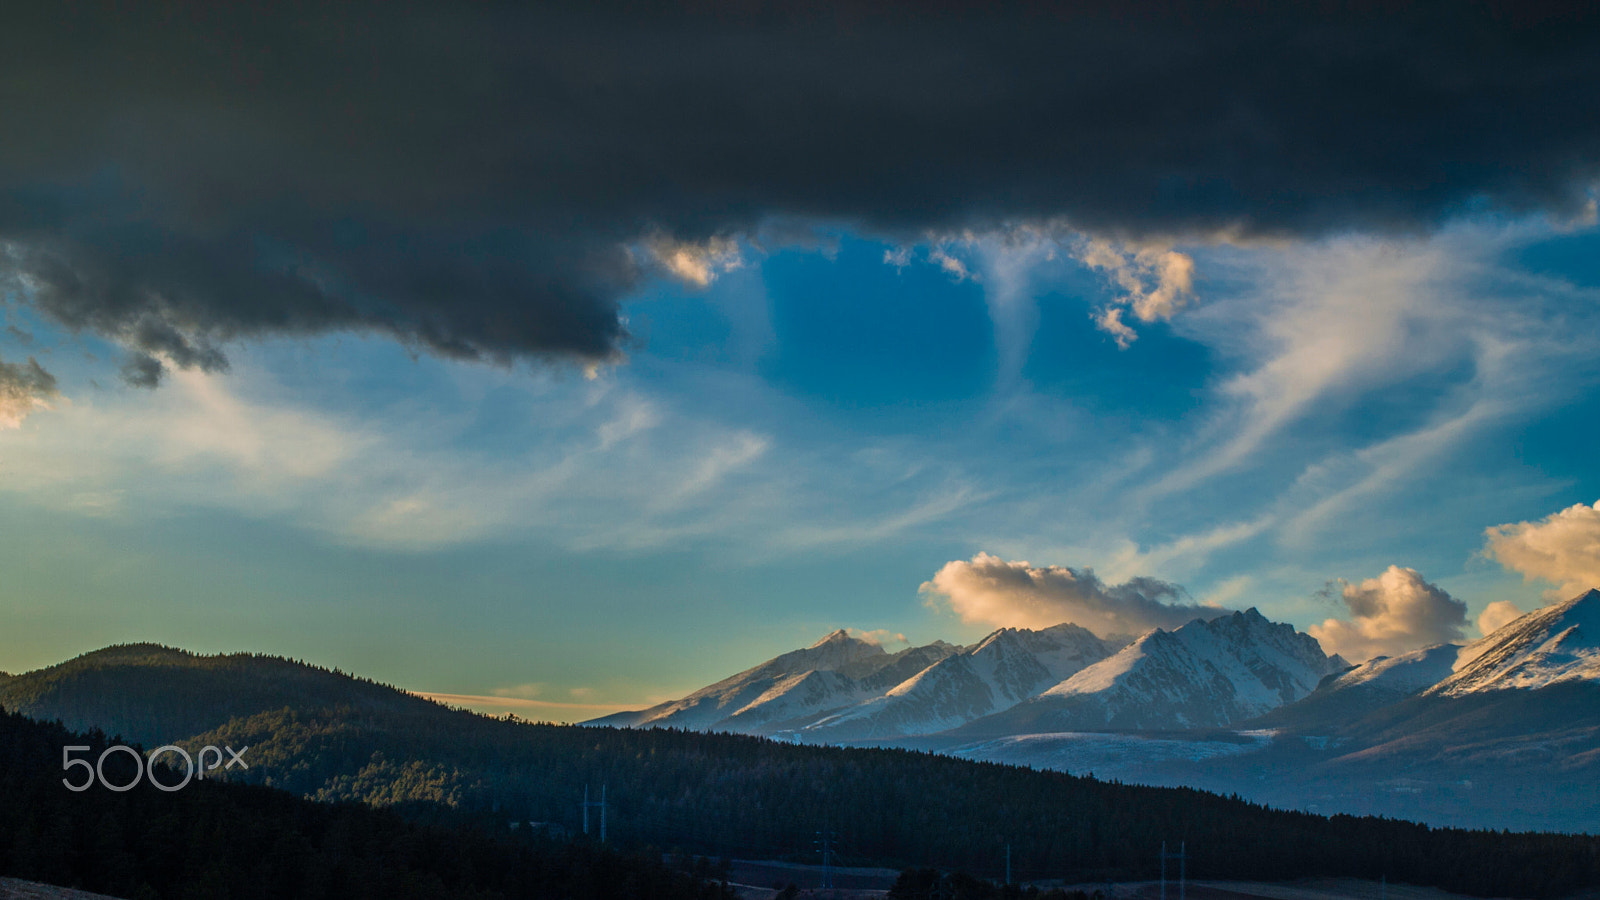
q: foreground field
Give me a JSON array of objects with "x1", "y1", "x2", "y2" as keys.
[
  {"x1": 0, "y1": 878, "x2": 125, "y2": 900},
  {"x1": 726, "y1": 877, "x2": 1593, "y2": 900}
]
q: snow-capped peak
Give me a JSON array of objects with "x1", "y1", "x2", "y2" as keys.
[
  {"x1": 1008, "y1": 608, "x2": 1342, "y2": 731},
  {"x1": 1321, "y1": 643, "x2": 1464, "y2": 694},
  {"x1": 810, "y1": 629, "x2": 853, "y2": 648},
  {"x1": 1428, "y1": 588, "x2": 1600, "y2": 697},
  {"x1": 793, "y1": 621, "x2": 1113, "y2": 739}
]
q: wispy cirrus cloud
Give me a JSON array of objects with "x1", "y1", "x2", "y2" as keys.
[{"x1": 0, "y1": 342, "x2": 987, "y2": 557}]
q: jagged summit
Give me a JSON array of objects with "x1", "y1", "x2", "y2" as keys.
[
  {"x1": 782, "y1": 629, "x2": 886, "y2": 669},
  {"x1": 969, "y1": 621, "x2": 1101, "y2": 653},
  {"x1": 593, "y1": 608, "x2": 1354, "y2": 740},
  {"x1": 795, "y1": 621, "x2": 1113, "y2": 740},
  {"x1": 1428, "y1": 587, "x2": 1600, "y2": 697},
  {"x1": 950, "y1": 608, "x2": 1343, "y2": 735},
  {"x1": 586, "y1": 628, "x2": 944, "y2": 732}
]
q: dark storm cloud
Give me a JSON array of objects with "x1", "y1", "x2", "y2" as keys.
[{"x1": 2, "y1": 2, "x2": 1598, "y2": 377}]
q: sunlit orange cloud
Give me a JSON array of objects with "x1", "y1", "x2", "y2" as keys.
[{"x1": 410, "y1": 691, "x2": 639, "y2": 724}]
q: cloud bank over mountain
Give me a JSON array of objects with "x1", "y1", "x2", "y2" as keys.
[
  {"x1": 3, "y1": 2, "x2": 1599, "y2": 384},
  {"x1": 921, "y1": 552, "x2": 1229, "y2": 637},
  {"x1": 1477, "y1": 600, "x2": 1526, "y2": 636},
  {"x1": 1485, "y1": 501, "x2": 1600, "y2": 600},
  {"x1": 1308, "y1": 566, "x2": 1468, "y2": 662}
]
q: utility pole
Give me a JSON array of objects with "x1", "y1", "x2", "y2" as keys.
[
  {"x1": 815, "y1": 819, "x2": 833, "y2": 889},
  {"x1": 582, "y1": 783, "x2": 609, "y2": 843},
  {"x1": 1006, "y1": 843, "x2": 1012, "y2": 886},
  {"x1": 1160, "y1": 841, "x2": 1188, "y2": 900}
]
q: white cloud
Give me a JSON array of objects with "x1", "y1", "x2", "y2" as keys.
[
  {"x1": 1484, "y1": 500, "x2": 1600, "y2": 600},
  {"x1": 847, "y1": 628, "x2": 909, "y2": 648},
  {"x1": 1076, "y1": 238, "x2": 1196, "y2": 347},
  {"x1": 929, "y1": 246, "x2": 975, "y2": 282},
  {"x1": 920, "y1": 551, "x2": 1228, "y2": 637},
  {"x1": 642, "y1": 234, "x2": 744, "y2": 287},
  {"x1": 1307, "y1": 566, "x2": 1468, "y2": 662},
  {"x1": 1092, "y1": 306, "x2": 1139, "y2": 349},
  {"x1": 1477, "y1": 599, "x2": 1524, "y2": 636}
]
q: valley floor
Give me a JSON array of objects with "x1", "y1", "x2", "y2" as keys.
[
  {"x1": 726, "y1": 871, "x2": 1573, "y2": 900},
  {"x1": 1048, "y1": 881, "x2": 1560, "y2": 900},
  {"x1": 0, "y1": 878, "x2": 125, "y2": 900}
]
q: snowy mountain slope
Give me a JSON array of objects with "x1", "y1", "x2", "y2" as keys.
[
  {"x1": 716, "y1": 640, "x2": 966, "y2": 731},
  {"x1": 1245, "y1": 643, "x2": 1464, "y2": 732},
  {"x1": 1326, "y1": 644, "x2": 1463, "y2": 693},
  {"x1": 585, "y1": 629, "x2": 892, "y2": 730},
  {"x1": 839, "y1": 641, "x2": 962, "y2": 690},
  {"x1": 1427, "y1": 588, "x2": 1600, "y2": 697},
  {"x1": 795, "y1": 623, "x2": 1113, "y2": 740},
  {"x1": 587, "y1": 632, "x2": 968, "y2": 733},
  {"x1": 950, "y1": 609, "x2": 1342, "y2": 736},
  {"x1": 594, "y1": 610, "x2": 1365, "y2": 741}
]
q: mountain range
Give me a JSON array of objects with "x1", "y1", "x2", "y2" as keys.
[
  {"x1": 592, "y1": 607, "x2": 1352, "y2": 740},
  {"x1": 2, "y1": 590, "x2": 1597, "y2": 837},
  {"x1": 4, "y1": 637, "x2": 1599, "y2": 896},
  {"x1": 589, "y1": 589, "x2": 1600, "y2": 832}
]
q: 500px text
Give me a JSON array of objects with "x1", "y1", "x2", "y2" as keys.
[{"x1": 62, "y1": 744, "x2": 249, "y2": 792}]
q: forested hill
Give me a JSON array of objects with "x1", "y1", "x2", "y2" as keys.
[
  {"x1": 5, "y1": 645, "x2": 1600, "y2": 897},
  {"x1": 0, "y1": 644, "x2": 447, "y2": 748},
  {"x1": 0, "y1": 708, "x2": 732, "y2": 900}
]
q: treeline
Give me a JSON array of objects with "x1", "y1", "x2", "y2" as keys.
[
  {"x1": 195, "y1": 705, "x2": 1600, "y2": 898},
  {"x1": 0, "y1": 708, "x2": 731, "y2": 900},
  {"x1": 0, "y1": 644, "x2": 439, "y2": 748},
  {"x1": 6, "y1": 645, "x2": 1600, "y2": 898}
]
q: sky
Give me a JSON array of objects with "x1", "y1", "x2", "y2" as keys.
[{"x1": 2, "y1": 3, "x2": 1600, "y2": 721}]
